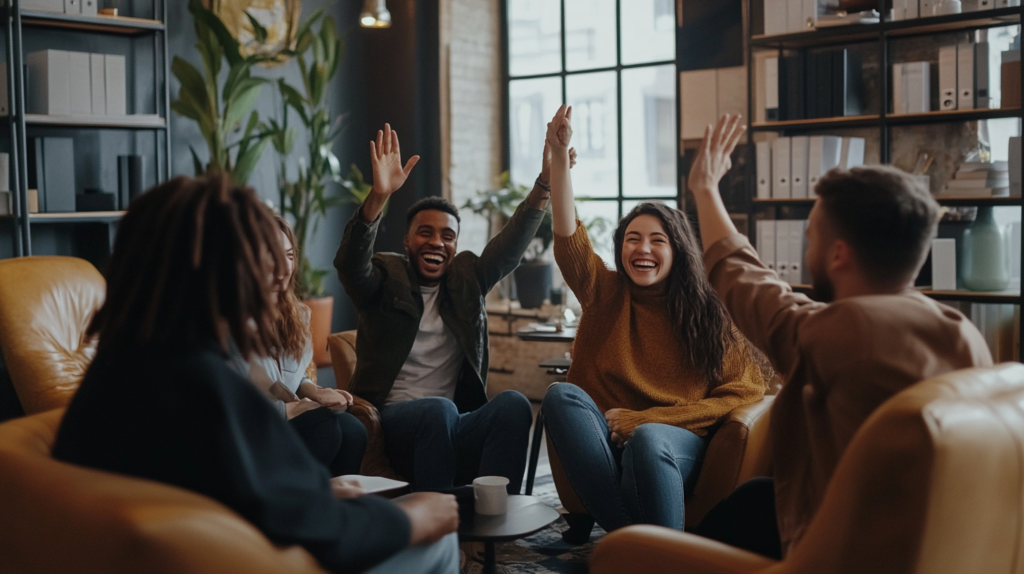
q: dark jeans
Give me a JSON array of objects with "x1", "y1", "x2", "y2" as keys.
[
  {"x1": 693, "y1": 477, "x2": 782, "y2": 559},
  {"x1": 542, "y1": 383, "x2": 708, "y2": 532},
  {"x1": 379, "y1": 391, "x2": 533, "y2": 493},
  {"x1": 289, "y1": 408, "x2": 368, "y2": 477}
]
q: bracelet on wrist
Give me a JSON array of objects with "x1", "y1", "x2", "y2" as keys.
[{"x1": 536, "y1": 178, "x2": 552, "y2": 192}]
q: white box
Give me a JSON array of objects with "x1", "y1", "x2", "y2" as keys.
[
  {"x1": 64, "y1": 0, "x2": 80, "y2": 13},
  {"x1": 958, "y1": 41, "x2": 975, "y2": 111},
  {"x1": 787, "y1": 0, "x2": 806, "y2": 32},
  {"x1": 757, "y1": 219, "x2": 777, "y2": 272},
  {"x1": 791, "y1": 136, "x2": 810, "y2": 199},
  {"x1": 932, "y1": 239, "x2": 958, "y2": 291},
  {"x1": 772, "y1": 137, "x2": 792, "y2": 199},
  {"x1": 765, "y1": 0, "x2": 788, "y2": 36},
  {"x1": 765, "y1": 57, "x2": 780, "y2": 121},
  {"x1": 90, "y1": 54, "x2": 106, "y2": 115},
  {"x1": 680, "y1": 69, "x2": 718, "y2": 140},
  {"x1": 776, "y1": 221, "x2": 791, "y2": 283},
  {"x1": 893, "y1": 63, "x2": 905, "y2": 114},
  {"x1": 104, "y1": 54, "x2": 126, "y2": 116},
  {"x1": 939, "y1": 45, "x2": 958, "y2": 111},
  {"x1": 808, "y1": 135, "x2": 842, "y2": 192},
  {"x1": 975, "y1": 42, "x2": 991, "y2": 109},
  {"x1": 756, "y1": 141, "x2": 772, "y2": 200},
  {"x1": 22, "y1": 0, "x2": 64, "y2": 12},
  {"x1": 68, "y1": 52, "x2": 91, "y2": 115},
  {"x1": 840, "y1": 137, "x2": 865, "y2": 169},
  {"x1": 26, "y1": 50, "x2": 70, "y2": 115},
  {"x1": 717, "y1": 67, "x2": 747, "y2": 119},
  {"x1": 904, "y1": 61, "x2": 931, "y2": 114},
  {"x1": 81, "y1": 0, "x2": 98, "y2": 16},
  {"x1": 789, "y1": 220, "x2": 808, "y2": 285},
  {"x1": 920, "y1": 0, "x2": 936, "y2": 14}
]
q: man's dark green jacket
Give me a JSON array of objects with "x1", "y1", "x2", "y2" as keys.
[{"x1": 334, "y1": 200, "x2": 546, "y2": 412}]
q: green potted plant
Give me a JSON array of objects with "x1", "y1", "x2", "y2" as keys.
[
  {"x1": 463, "y1": 172, "x2": 554, "y2": 309},
  {"x1": 170, "y1": 0, "x2": 280, "y2": 185},
  {"x1": 268, "y1": 10, "x2": 368, "y2": 365}
]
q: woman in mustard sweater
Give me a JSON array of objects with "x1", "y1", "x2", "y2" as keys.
[{"x1": 541, "y1": 105, "x2": 770, "y2": 535}]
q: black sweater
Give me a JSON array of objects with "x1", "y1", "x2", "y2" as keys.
[{"x1": 52, "y1": 343, "x2": 411, "y2": 573}]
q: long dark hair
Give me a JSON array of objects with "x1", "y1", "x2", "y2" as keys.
[
  {"x1": 88, "y1": 175, "x2": 286, "y2": 359},
  {"x1": 613, "y1": 203, "x2": 734, "y2": 388},
  {"x1": 273, "y1": 215, "x2": 311, "y2": 359}
]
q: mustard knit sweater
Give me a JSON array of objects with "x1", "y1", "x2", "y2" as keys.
[{"x1": 554, "y1": 222, "x2": 768, "y2": 437}]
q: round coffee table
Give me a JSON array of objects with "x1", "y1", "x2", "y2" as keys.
[{"x1": 459, "y1": 495, "x2": 560, "y2": 574}]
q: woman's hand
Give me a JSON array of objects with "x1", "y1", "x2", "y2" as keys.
[
  {"x1": 605, "y1": 408, "x2": 629, "y2": 448},
  {"x1": 545, "y1": 105, "x2": 573, "y2": 153},
  {"x1": 687, "y1": 114, "x2": 745, "y2": 196},
  {"x1": 285, "y1": 398, "x2": 321, "y2": 420}
]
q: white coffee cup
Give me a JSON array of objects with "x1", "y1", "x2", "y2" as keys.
[{"x1": 473, "y1": 476, "x2": 509, "y2": 515}]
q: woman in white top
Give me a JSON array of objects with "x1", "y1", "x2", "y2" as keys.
[{"x1": 230, "y1": 216, "x2": 367, "y2": 477}]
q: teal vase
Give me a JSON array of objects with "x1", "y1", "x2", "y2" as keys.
[{"x1": 961, "y1": 206, "x2": 1010, "y2": 291}]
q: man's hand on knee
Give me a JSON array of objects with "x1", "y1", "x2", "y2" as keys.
[{"x1": 397, "y1": 492, "x2": 460, "y2": 546}]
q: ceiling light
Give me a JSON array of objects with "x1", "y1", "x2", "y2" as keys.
[{"x1": 360, "y1": 0, "x2": 391, "y2": 28}]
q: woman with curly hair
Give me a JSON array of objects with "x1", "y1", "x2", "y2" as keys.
[{"x1": 541, "y1": 105, "x2": 771, "y2": 534}]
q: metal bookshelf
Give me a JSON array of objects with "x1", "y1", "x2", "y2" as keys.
[
  {"x1": 744, "y1": 1, "x2": 1024, "y2": 356},
  {"x1": 2, "y1": 0, "x2": 171, "y2": 259}
]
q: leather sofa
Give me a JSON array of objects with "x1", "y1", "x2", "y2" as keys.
[
  {"x1": 328, "y1": 328, "x2": 776, "y2": 529},
  {"x1": 591, "y1": 363, "x2": 1024, "y2": 574},
  {"x1": 0, "y1": 408, "x2": 328, "y2": 574}
]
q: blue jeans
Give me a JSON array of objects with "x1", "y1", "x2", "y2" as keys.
[
  {"x1": 379, "y1": 391, "x2": 533, "y2": 493},
  {"x1": 542, "y1": 383, "x2": 708, "y2": 532}
]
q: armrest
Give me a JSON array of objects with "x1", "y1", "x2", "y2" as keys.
[
  {"x1": 686, "y1": 396, "x2": 774, "y2": 528},
  {"x1": 327, "y1": 331, "x2": 358, "y2": 391},
  {"x1": 348, "y1": 396, "x2": 403, "y2": 481},
  {"x1": 591, "y1": 525, "x2": 777, "y2": 574}
]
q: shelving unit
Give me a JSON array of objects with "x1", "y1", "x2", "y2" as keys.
[
  {"x1": 744, "y1": 1, "x2": 1024, "y2": 358},
  {"x1": 1, "y1": 0, "x2": 170, "y2": 266}
]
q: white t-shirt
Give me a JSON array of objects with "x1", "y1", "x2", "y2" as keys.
[{"x1": 385, "y1": 285, "x2": 465, "y2": 405}]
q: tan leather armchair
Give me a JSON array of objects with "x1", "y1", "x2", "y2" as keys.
[
  {"x1": 0, "y1": 256, "x2": 105, "y2": 415},
  {"x1": 591, "y1": 363, "x2": 1024, "y2": 574},
  {"x1": 0, "y1": 408, "x2": 327, "y2": 574},
  {"x1": 549, "y1": 394, "x2": 775, "y2": 532},
  {"x1": 328, "y1": 330, "x2": 401, "y2": 479}
]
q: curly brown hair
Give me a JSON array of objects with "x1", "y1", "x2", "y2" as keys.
[{"x1": 273, "y1": 215, "x2": 313, "y2": 359}]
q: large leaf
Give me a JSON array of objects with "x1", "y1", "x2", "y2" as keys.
[
  {"x1": 232, "y1": 134, "x2": 271, "y2": 186},
  {"x1": 223, "y1": 78, "x2": 266, "y2": 132},
  {"x1": 190, "y1": 0, "x2": 243, "y2": 67},
  {"x1": 244, "y1": 11, "x2": 268, "y2": 45},
  {"x1": 277, "y1": 80, "x2": 309, "y2": 124},
  {"x1": 171, "y1": 57, "x2": 212, "y2": 115}
]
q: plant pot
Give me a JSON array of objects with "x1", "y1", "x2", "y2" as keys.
[
  {"x1": 514, "y1": 263, "x2": 553, "y2": 310},
  {"x1": 304, "y1": 295, "x2": 334, "y2": 368},
  {"x1": 961, "y1": 206, "x2": 1010, "y2": 292}
]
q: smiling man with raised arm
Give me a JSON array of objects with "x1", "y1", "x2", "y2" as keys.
[
  {"x1": 335, "y1": 123, "x2": 575, "y2": 493},
  {"x1": 687, "y1": 115, "x2": 993, "y2": 559}
]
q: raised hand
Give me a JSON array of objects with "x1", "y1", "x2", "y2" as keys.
[
  {"x1": 688, "y1": 114, "x2": 745, "y2": 196},
  {"x1": 370, "y1": 123, "x2": 420, "y2": 198},
  {"x1": 540, "y1": 143, "x2": 578, "y2": 183},
  {"x1": 545, "y1": 105, "x2": 573, "y2": 152}
]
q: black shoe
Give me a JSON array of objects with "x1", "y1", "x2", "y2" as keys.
[{"x1": 561, "y1": 513, "x2": 595, "y2": 545}]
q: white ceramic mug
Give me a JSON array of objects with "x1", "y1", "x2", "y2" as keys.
[{"x1": 473, "y1": 476, "x2": 509, "y2": 515}]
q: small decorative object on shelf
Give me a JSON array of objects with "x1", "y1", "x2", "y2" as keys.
[{"x1": 961, "y1": 205, "x2": 1011, "y2": 291}]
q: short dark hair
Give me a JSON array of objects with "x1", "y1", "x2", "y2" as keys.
[
  {"x1": 406, "y1": 196, "x2": 461, "y2": 231},
  {"x1": 89, "y1": 175, "x2": 285, "y2": 359},
  {"x1": 815, "y1": 165, "x2": 939, "y2": 286}
]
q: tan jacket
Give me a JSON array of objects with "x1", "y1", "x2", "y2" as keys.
[{"x1": 704, "y1": 234, "x2": 993, "y2": 555}]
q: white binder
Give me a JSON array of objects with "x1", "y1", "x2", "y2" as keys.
[
  {"x1": 975, "y1": 42, "x2": 991, "y2": 109},
  {"x1": 939, "y1": 45, "x2": 958, "y2": 111},
  {"x1": 68, "y1": 52, "x2": 91, "y2": 115},
  {"x1": 756, "y1": 141, "x2": 772, "y2": 200},
  {"x1": 840, "y1": 137, "x2": 865, "y2": 170},
  {"x1": 765, "y1": 57, "x2": 780, "y2": 121},
  {"x1": 791, "y1": 136, "x2": 810, "y2": 199},
  {"x1": 764, "y1": 0, "x2": 789, "y2": 36},
  {"x1": 90, "y1": 54, "x2": 106, "y2": 116},
  {"x1": 808, "y1": 135, "x2": 842, "y2": 192},
  {"x1": 905, "y1": 61, "x2": 930, "y2": 113},
  {"x1": 105, "y1": 54, "x2": 127, "y2": 116},
  {"x1": 772, "y1": 137, "x2": 792, "y2": 199},
  {"x1": 958, "y1": 41, "x2": 975, "y2": 111},
  {"x1": 775, "y1": 221, "x2": 791, "y2": 283},
  {"x1": 757, "y1": 220, "x2": 777, "y2": 272},
  {"x1": 931, "y1": 239, "x2": 957, "y2": 291},
  {"x1": 680, "y1": 70, "x2": 718, "y2": 140},
  {"x1": 27, "y1": 50, "x2": 70, "y2": 115},
  {"x1": 789, "y1": 220, "x2": 808, "y2": 285}
]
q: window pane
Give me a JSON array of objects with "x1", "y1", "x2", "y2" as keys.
[
  {"x1": 565, "y1": 0, "x2": 616, "y2": 71},
  {"x1": 508, "y1": 0, "x2": 562, "y2": 76},
  {"x1": 621, "y1": 0, "x2": 675, "y2": 65},
  {"x1": 622, "y1": 65, "x2": 676, "y2": 197},
  {"x1": 509, "y1": 77, "x2": 563, "y2": 188},
  {"x1": 576, "y1": 200, "x2": 620, "y2": 268},
  {"x1": 567, "y1": 71, "x2": 619, "y2": 198}
]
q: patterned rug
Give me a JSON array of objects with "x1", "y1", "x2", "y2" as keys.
[{"x1": 462, "y1": 464, "x2": 607, "y2": 574}]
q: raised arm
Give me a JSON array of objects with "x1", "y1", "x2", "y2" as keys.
[
  {"x1": 546, "y1": 104, "x2": 577, "y2": 238},
  {"x1": 335, "y1": 125, "x2": 420, "y2": 307},
  {"x1": 688, "y1": 114, "x2": 746, "y2": 251}
]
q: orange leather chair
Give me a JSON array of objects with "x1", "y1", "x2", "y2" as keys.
[
  {"x1": 0, "y1": 408, "x2": 327, "y2": 574},
  {"x1": 591, "y1": 363, "x2": 1024, "y2": 574},
  {"x1": 0, "y1": 256, "x2": 104, "y2": 416}
]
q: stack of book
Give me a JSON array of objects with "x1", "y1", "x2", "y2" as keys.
[
  {"x1": 764, "y1": 49, "x2": 864, "y2": 121},
  {"x1": 940, "y1": 161, "x2": 1010, "y2": 197},
  {"x1": 756, "y1": 135, "x2": 865, "y2": 199}
]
